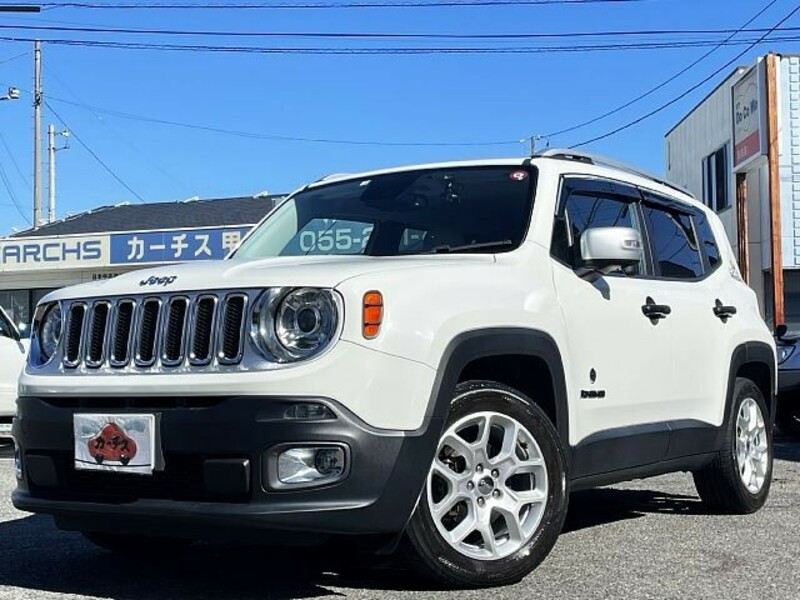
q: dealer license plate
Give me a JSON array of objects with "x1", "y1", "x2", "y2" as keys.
[{"x1": 73, "y1": 414, "x2": 156, "y2": 475}]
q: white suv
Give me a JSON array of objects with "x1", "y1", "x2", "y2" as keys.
[
  {"x1": 0, "y1": 306, "x2": 27, "y2": 438},
  {"x1": 13, "y1": 151, "x2": 775, "y2": 587}
]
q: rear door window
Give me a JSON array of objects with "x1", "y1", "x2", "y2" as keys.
[{"x1": 642, "y1": 203, "x2": 704, "y2": 279}]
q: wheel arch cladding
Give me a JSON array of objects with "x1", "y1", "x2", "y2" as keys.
[
  {"x1": 728, "y1": 342, "x2": 776, "y2": 421},
  {"x1": 427, "y1": 328, "x2": 569, "y2": 453}
]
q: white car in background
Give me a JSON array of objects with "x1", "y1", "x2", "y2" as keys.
[{"x1": 0, "y1": 306, "x2": 27, "y2": 437}]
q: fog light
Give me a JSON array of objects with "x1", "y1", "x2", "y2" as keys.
[
  {"x1": 283, "y1": 403, "x2": 336, "y2": 421},
  {"x1": 277, "y1": 446, "x2": 346, "y2": 485},
  {"x1": 13, "y1": 443, "x2": 22, "y2": 480}
]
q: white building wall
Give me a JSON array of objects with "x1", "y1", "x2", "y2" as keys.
[
  {"x1": 780, "y1": 56, "x2": 800, "y2": 268},
  {"x1": 0, "y1": 266, "x2": 133, "y2": 291},
  {"x1": 665, "y1": 69, "x2": 746, "y2": 248},
  {"x1": 666, "y1": 54, "x2": 800, "y2": 325}
]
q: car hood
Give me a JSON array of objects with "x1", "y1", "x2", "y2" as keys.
[{"x1": 43, "y1": 254, "x2": 495, "y2": 301}]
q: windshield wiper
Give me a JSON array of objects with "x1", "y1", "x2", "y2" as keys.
[{"x1": 426, "y1": 239, "x2": 514, "y2": 254}]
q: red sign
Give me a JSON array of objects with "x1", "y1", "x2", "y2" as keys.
[
  {"x1": 732, "y1": 64, "x2": 766, "y2": 170},
  {"x1": 734, "y1": 130, "x2": 762, "y2": 167},
  {"x1": 88, "y1": 422, "x2": 138, "y2": 466}
]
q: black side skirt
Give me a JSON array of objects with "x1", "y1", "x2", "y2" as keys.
[{"x1": 569, "y1": 419, "x2": 719, "y2": 491}]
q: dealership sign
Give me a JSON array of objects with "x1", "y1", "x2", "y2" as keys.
[
  {"x1": 110, "y1": 227, "x2": 250, "y2": 264},
  {"x1": 0, "y1": 236, "x2": 108, "y2": 272},
  {"x1": 732, "y1": 62, "x2": 768, "y2": 171},
  {"x1": 0, "y1": 225, "x2": 252, "y2": 273}
]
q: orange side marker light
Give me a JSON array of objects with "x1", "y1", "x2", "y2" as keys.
[{"x1": 363, "y1": 291, "x2": 383, "y2": 339}]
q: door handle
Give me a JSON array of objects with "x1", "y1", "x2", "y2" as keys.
[
  {"x1": 713, "y1": 299, "x2": 737, "y2": 321},
  {"x1": 642, "y1": 296, "x2": 672, "y2": 321}
]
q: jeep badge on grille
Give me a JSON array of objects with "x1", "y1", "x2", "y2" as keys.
[{"x1": 140, "y1": 275, "x2": 178, "y2": 287}]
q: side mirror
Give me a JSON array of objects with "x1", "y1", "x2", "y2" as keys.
[
  {"x1": 580, "y1": 227, "x2": 643, "y2": 277},
  {"x1": 775, "y1": 324, "x2": 788, "y2": 339}
]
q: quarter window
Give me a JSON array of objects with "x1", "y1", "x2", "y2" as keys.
[
  {"x1": 643, "y1": 205, "x2": 704, "y2": 279},
  {"x1": 694, "y1": 211, "x2": 721, "y2": 270}
]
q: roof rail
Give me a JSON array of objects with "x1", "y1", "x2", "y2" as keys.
[
  {"x1": 315, "y1": 172, "x2": 354, "y2": 183},
  {"x1": 536, "y1": 148, "x2": 693, "y2": 198}
]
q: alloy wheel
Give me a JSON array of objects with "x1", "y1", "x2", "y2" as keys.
[
  {"x1": 735, "y1": 397, "x2": 769, "y2": 494},
  {"x1": 426, "y1": 410, "x2": 548, "y2": 561}
]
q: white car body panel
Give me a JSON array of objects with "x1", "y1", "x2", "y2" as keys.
[
  {"x1": 0, "y1": 307, "x2": 26, "y2": 420},
  {"x1": 20, "y1": 156, "x2": 775, "y2": 440}
]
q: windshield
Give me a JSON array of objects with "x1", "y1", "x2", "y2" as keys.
[{"x1": 234, "y1": 165, "x2": 536, "y2": 259}]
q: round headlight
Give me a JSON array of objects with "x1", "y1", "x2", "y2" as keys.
[
  {"x1": 39, "y1": 303, "x2": 62, "y2": 360},
  {"x1": 251, "y1": 288, "x2": 340, "y2": 362}
]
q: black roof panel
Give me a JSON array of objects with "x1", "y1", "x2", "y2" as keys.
[{"x1": 11, "y1": 195, "x2": 286, "y2": 238}]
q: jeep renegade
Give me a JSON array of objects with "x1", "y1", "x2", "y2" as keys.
[{"x1": 12, "y1": 151, "x2": 776, "y2": 587}]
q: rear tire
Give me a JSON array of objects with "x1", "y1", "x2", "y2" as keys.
[
  {"x1": 83, "y1": 531, "x2": 195, "y2": 556},
  {"x1": 693, "y1": 377, "x2": 773, "y2": 514},
  {"x1": 404, "y1": 380, "x2": 568, "y2": 588}
]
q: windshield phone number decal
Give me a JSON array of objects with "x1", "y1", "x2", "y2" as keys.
[{"x1": 297, "y1": 224, "x2": 375, "y2": 253}]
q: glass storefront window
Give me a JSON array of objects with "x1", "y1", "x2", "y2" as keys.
[{"x1": 0, "y1": 289, "x2": 56, "y2": 337}]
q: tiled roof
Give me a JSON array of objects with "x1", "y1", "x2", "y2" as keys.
[{"x1": 11, "y1": 194, "x2": 285, "y2": 238}]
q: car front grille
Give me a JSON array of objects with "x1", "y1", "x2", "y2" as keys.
[{"x1": 61, "y1": 291, "x2": 250, "y2": 371}]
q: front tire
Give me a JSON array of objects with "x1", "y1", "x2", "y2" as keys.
[
  {"x1": 404, "y1": 380, "x2": 568, "y2": 588},
  {"x1": 693, "y1": 377, "x2": 773, "y2": 514}
]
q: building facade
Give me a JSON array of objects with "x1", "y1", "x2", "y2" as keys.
[
  {"x1": 666, "y1": 53, "x2": 800, "y2": 328},
  {"x1": 0, "y1": 194, "x2": 285, "y2": 330}
]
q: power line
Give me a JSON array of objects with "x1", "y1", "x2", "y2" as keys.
[
  {"x1": 1, "y1": 83, "x2": 523, "y2": 147},
  {"x1": 546, "y1": 0, "x2": 781, "y2": 138},
  {"x1": 51, "y1": 96, "x2": 522, "y2": 146},
  {"x1": 571, "y1": 3, "x2": 800, "y2": 148},
  {"x1": 0, "y1": 50, "x2": 28, "y2": 65},
  {"x1": 0, "y1": 131, "x2": 31, "y2": 191},
  {"x1": 3, "y1": 22, "x2": 798, "y2": 41},
  {"x1": 45, "y1": 65, "x2": 194, "y2": 196},
  {"x1": 46, "y1": 101, "x2": 147, "y2": 203},
  {"x1": 1, "y1": 34, "x2": 798, "y2": 54},
  {"x1": 0, "y1": 159, "x2": 31, "y2": 224},
  {"x1": 34, "y1": 0, "x2": 660, "y2": 10},
  {"x1": 0, "y1": 5, "x2": 40, "y2": 12}
]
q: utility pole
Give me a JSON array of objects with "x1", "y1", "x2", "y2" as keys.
[
  {"x1": 48, "y1": 125, "x2": 55, "y2": 223},
  {"x1": 33, "y1": 40, "x2": 42, "y2": 228},
  {"x1": 766, "y1": 53, "x2": 784, "y2": 326},
  {"x1": 526, "y1": 135, "x2": 547, "y2": 156},
  {"x1": 47, "y1": 125, "x2": 69, "y2": 223}
]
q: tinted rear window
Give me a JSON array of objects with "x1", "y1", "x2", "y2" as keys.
[
  {"x1": 643, "y1": 205, "x2": 704, "y2": 279},
  {"x1": 694, "y1": 211, "x2": 721, "y2": 270}
]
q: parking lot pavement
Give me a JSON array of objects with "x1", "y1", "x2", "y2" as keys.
[{"x1": 0, "y1": 440, "x2": 797, "y2": 600}]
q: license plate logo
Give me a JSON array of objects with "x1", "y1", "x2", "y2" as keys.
[{"x1": 74, "y1": 414, "x2": 156, "y2": 475}]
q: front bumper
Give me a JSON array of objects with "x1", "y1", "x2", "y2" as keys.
[{"x1": 12, "y1": 395, "x2": 443, "y2": 539}]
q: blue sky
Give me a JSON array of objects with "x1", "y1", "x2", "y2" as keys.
[{"x1": 0, "y1": 0, "x2": 797, "y2": 234}]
